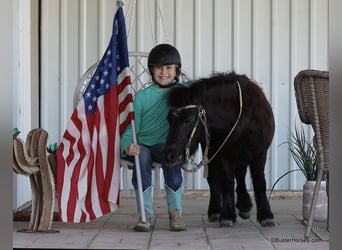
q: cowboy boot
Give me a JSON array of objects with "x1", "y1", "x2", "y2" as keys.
[{"x1": 165, "y1": 186, "x2": 186, "y2": 231}]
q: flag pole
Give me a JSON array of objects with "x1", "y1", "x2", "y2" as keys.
[
  {"x1": 131, "y1": 122, "x2": 146, "y2": 224},
  {"x1": 116, "y1": 0, "x2": 146, "y2": 225}
]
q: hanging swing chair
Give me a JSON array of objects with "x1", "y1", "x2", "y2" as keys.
[
  {"x1": 74, "y1": 52, "x2": 190, "y2": 198},
  {"x1": 73, "y1": 1, "x2": 190, "y2": 199}
]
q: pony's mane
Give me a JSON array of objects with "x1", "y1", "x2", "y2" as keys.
[{"x1": 168, "y1": 71, "x2": 247, "y2": 108}]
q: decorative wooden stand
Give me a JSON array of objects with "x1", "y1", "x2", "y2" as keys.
[{"x1": 13, "y1": 128, "x2": 58, "y2": 233}]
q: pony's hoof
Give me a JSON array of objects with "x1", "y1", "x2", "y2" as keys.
[
  {"x1": 238, "y1": 211, "x2": 250, "y2": 220},
  {"x1": 260, "y1": 218, "x2": 275, "y2": 227},
  {"x1": 220, "y1": 219, "x2": 234, "y2": 227},
  {"x1": 208, "y1": 214, "x2": 220, "y2": 222}
]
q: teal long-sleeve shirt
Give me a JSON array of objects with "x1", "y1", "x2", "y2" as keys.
[{"x1": 121, "y1": 82, "x2": 178, "y2": 157}]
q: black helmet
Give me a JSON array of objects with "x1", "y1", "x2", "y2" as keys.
[{"x1": 148, "y1": 44, "x2": 182, "y2": 68}]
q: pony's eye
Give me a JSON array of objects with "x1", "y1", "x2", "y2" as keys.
[{"x1": 183, "y1": 117, "x2": 194, "y2": 125}]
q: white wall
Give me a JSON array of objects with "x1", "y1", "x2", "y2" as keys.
[
  {"x1": 13, "y1": 0, "x2": 40, "y2": 208},
  {"x1": 15, "y1": 0, "x2": 329, "y2": 206}
]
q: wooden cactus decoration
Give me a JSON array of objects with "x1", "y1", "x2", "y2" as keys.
[{"x1": 13, "y1": 128, "x2": 58, "y2": 233}]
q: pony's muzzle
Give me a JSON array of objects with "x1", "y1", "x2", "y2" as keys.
[{"x1": 165, "y1": 148, "x2": 183, "y2": 167}]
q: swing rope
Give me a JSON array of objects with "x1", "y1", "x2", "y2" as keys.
[
  {"x1": 125, "y1": 0, "x2": 170, "y2": 44},
  {"x1": 156, "y1": 0, "x2": 170, "y2": 43},
  {"x1": 125, "y1": 0, "x2": 136, "y2": 40}
]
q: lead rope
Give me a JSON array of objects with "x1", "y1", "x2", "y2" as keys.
[{"x1": 181, "y1": 80, "x2": 243, "y2": 178}]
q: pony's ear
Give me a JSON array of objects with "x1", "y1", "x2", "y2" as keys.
[{"x1": 168, "y1": 86, "x2": 190, "y2": 107}]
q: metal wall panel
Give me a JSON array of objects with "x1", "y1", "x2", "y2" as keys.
[
  {"x1": 14, "y1": 0, "x2": 40, "y2": 207},
  {"x1": 37, "y1": 0, "x2": 328, "y2": 194}
]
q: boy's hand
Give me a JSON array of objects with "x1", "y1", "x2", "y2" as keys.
[{"x1": 124, "y1": 144, "x2": 141, "y2": 156}]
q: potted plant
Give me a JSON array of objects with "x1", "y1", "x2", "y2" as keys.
[
  {"x1": 288, "y1": 126, "x2": 327, "y2": 221},
  {"x1": 270, "y1": 125, "x2": 327, "y2": 221}
]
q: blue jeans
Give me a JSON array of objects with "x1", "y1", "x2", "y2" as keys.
[{"x1": 124, "y1": 143, "x2": 183, "y2": 192}]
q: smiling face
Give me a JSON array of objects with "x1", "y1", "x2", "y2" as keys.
[{"x1": 151, "y1": 64, "x2": 177, "y2": 86}]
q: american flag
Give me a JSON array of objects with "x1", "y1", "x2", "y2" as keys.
[{"x1": 56, "y1": 7, "x2": 134, "y2": 223}]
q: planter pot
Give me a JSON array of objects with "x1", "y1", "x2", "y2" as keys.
[{"x1": 302, "y1": 180, "x2": 328, "y2": 221}]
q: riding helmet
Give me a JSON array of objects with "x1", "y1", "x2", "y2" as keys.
[{"x1": 147, "y1": 44, "x2": 182, "y2": 68}]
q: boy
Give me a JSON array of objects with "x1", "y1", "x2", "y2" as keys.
[{"x1": 121, "y1": 44, "x2": 187, "y2": 232}]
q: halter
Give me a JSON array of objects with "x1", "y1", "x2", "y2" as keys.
[
  {"x1": 171, "y1": 105, "x2": 210, "y2": 176},
  {"x1": 176, "y1": 80, "x2": 243, "y2": 177}
]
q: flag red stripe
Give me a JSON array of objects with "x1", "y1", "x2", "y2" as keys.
[
  {"x1": 117, "y1": 75, "x2": 131, "y2": 93},
  {"x1": 59, "y1": 129, "x2": 80, "y2": 222},
  {"x1": 119, "y1": 94, "x2": 133, "y2": 113},
  {"x1": 56, "y1": 143, "x2": 65, "y2": 221},
  {"x1": 85, "y1": 112, "x2": 97, "y2": 221},
  {"x1": 119, "y1": 112, "x2": 135, "y2": 135},
  {"x1": 69, "y1": 110, "x2": 90, "y2": 221},
  {"x1": 94, "y1": 94, "x2": 110, "y2": 215},
  {"x1": 102, "y1": 87, "x2": 118, "y2": 210}
]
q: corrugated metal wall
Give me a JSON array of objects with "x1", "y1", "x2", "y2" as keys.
[{"x1": 36, "y1": 0, "x2": 328, "y2": 198}]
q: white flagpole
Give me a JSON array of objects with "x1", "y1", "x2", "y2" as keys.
[{"x1": 131, "y1": 121, "x2": 146, "y2": 224}]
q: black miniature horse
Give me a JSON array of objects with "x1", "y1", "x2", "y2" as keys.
[{"x1": 164, "y1": 72, "x2": 275, "y2": 227}]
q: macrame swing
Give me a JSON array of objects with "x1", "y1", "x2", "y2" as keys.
[{"x1": 74, "y1": 0, "x2": 192, "y2": 225}]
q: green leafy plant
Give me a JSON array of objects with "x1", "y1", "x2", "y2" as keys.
[
  {"x1": 288, "y1": 126, "x2": 319, "y2": 181},
  {"x1": 47, "y1": 143, "x2": 59, "y2": 153},
  {"x1": 269, "y1": 125, "x2": 326, "y2": 199}
]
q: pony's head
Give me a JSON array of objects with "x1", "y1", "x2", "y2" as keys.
[{"x1": 165, "y1": 103, "x2": 207, "y2": 167}]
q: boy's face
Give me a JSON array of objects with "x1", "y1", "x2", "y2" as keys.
[{"x1": 151, "y1": 64, "x2": 177, "y2": 86}]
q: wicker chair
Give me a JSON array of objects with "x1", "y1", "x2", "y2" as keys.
[{"x1": 293, "y1": 69, "x2": 329, "y2": 238}]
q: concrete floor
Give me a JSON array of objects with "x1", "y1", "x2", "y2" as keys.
[{"x1": 13, "y1": 191, "x2": 329, "y2": 250}]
